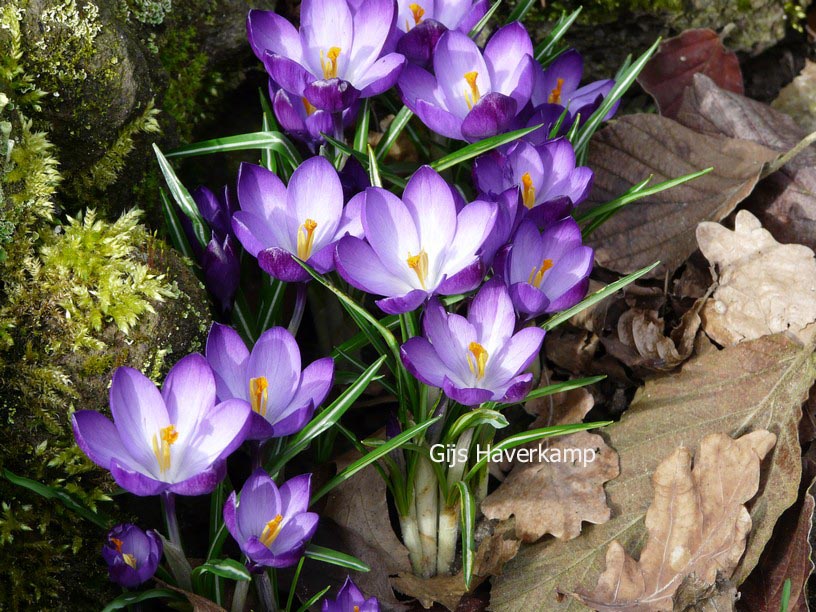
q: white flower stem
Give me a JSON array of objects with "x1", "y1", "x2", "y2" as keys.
[
  {"x1": 436, "y1": 502, "x2": 459, "y2": 575},
  {"x1": 399, "y1": 511, "x2": 424, "y2": 575},
  {"x1": 414, "y1": 455, "x2": 438, "y2": 577}
]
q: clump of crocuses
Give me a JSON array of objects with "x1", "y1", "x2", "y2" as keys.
[
  {"x1": 224, "y1": 469, "x2": 319, "y2": 569},
  {"x1": 102, "y1": 524, "x2": 163, "y2": 588}
]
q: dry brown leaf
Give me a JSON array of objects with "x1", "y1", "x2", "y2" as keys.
[
  {"x1": 490, "y1": 334, "x2": 816, "y2": 611},
  {"x1": 637, "y1": 28, "x2": 743, "y2": 118},
  {"x1": 581, "y1": 114, "x2": 778, "y2": 277},
  {"x1": 697, "y1": 210, "x2": 816, "y2": 346},
  {"x1": 771, "y1": 60, "x2": 816, "y2": 133},
  {"x1": 482, "y1": 388, "x2": 619, "y2": 542},
  {"x1": 155, "y1": 578, "x2": 227, "y2": 612},
  {"x1": 676, "y1": 74, "x2": 816, "y2": 251},
  {"x1": 574, "y1": 431, "x2": 776, "y2": 611}
]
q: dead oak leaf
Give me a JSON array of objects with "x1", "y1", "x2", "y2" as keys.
[
  {"x1": 697, "y1": 210, "x2": 816, "y2": 346},
  {"x1": 574, "y1": 431, "x2": 776, "y2": 611}
]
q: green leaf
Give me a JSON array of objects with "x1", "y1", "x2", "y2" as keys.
[
  {"x1": 354, "y1": 98, "x2": 371, "y2": 154},
  {"x1": 160, "y1": 189, "x2": 196, "y2": 260},
  {"x1": 296, "y1": 586, "x2": 332, "y2": 612},
  {"x1": 505, "y1": 0, "x2": 536, "y2": 23},
  {"x1": 469, "y1": 0, "x2": 502, "y2": 37},
  {"x1": 463, "y1": 421, "x2": 611, "y2": 482},
  {"x1": 516, "y1": 376, "x2": 606, "y2": 404},
  {"x1": 534, "y1": 8, "x2": 582, "y2": 64},
  {"x1": 192, "y1": 558, "x2": 251, "y2": 582},
  {"x1": 304, "y1": 544, "x2": 371, "y2": 572},
  {"x1": 267, "y1": 356, "x2": 387, "y2": 475},
  {"x1": 233, "y1": 290, "x2": 257, "y2": 344},
  {"x1": 541, "y1": 261, "x2": 661, "y2": 331},
  {"x1": 780, "y1": 578, "x2": 791, "y2": 612},
  {"x1": 375, "y1": 105, "x2": 414, "y2": 160},
  {"x1": 445, "y1": 408, "x2": 509, "y2": 444},
  {"x1": 367, "y1": 144, "x2": 382, "y2": 187},
  {"x1": 165, "y1": 131, "x2": 302, "y2": 169},
  {"x1": 3, "y1": 469, "x2": 112, "y2": 529},
  {"x1": 454, "y1": 481, "x2": 477, "y2": 589},
  {"x1": 154, "y1": 144, "x2": 208, "y2": 247},
  {"x1": 311, "y1": 416, "x2": 442, "y2": 503},
  {"x1": 430, "y1": 124, "x2": 541, "y2": 172},
  {"x1": 323, "y1": 134, "x2": 407, "y2": 188},
  {"x1": 101, "y1": 589, "x2": 184, "y2": 612},
  {"x1": 573, "y1": 38, "x2": 661, "y2": 162},
  {"x1": 257, "y1": 277, "x2": 287, "y2": 333},
  {"x1": 331, "y1": 315, "x2": 400, "y2": 360}
]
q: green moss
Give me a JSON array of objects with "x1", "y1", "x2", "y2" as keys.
[{"x1": 127, "y1": 0, "x2": 173, "y2": 25}]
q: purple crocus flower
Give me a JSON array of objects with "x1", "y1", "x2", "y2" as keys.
[
  {"x1": 334, "y1": 166, "x2": 496, "y2": 314},
  {"x1": 322, "y1": 577, "x2": 380, "y2": 612},
  {"x1": 180, "y1": 186, "x2": 241, "y2": 314},
  {"x1": 394, "y1": 0, "x2": 488, "y2": 67},
  {"x1": 205, "y1": 323, "x2": 334, "y2": 440},
  {"x1": 224, "y1": 469, "x2": 319, "y2": 569},
  {"x1": 102, "y1": 524, "x2": 162, "y2": 589},
  {"x1": 232, "y1": 156, "x2": 363, "y2": 283},
  {"x1": 499, "y1": 219, "x2": 594, "y2": 318},
  {"x1": 472, "y1": 138, "x2": 593, "y2": 227},
  {"x1": 401, "y1": 279, "x2": 544, "y2": 405},
  {"x1": 71, "y1": 355, "x2": 251, "y2": 496},
  {"x1": 398, "y1": 23, "x2": 536, "y2": 141},
  {"x1": 247, "y1": 0, "x2": 406, "y2": 113}
]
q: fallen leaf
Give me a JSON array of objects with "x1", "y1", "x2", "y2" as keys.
[
  {"x1": 771, "y1": 60, "x2": 816, "y2": 133},
  {"x1": 696, "y1": 210, "x2": 816, "y2": 346},
  {"x1": 638, "y1": 29, "x2": 743, "y2": 118},
  {"x1": 392, "y1": 573, "x2": 466, "y2": 610},
  {"x1": 676, "y1": 73, "x2": 816, "y2": 251},
  {"x1": 582, "y1": 114, "x2": 778, "y2": 276},
  {"x1": 574, "y1": 431, "x2": 776, "y2": 611},
  {"x1": 155, "y1": 578, "x2": 227, "y2": 612},
  {"x1": 490, "y1": 334, "x2": 816, "y2": 611}
]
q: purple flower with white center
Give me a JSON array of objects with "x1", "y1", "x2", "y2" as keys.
[
  {"x1": 224, "y1": 469, "x2": 318, "y2": 569},
  {"x1": 205, "y1": 323, "x2": 334, "y2": 440},
  {"x1": 102, "y1": 524, "x2": 162, "y2": 589},
  {"x1": 247, "y1": 0, "x2": 406, "y2": 113},
  {"x1": 334, "y1": 166, "x2": 496, "y2": 314},
  {"x1": 394, "y1": 0, "x2": 488, "y2": 67},
  {"x1": 322, "y1": 577, "x2": 380, "y2": 612},
  {"x1": 472, "y1": 138, "x2": 593, "y2": 227},
  {"x1": 232, "y1": 156, "x2": 363, "y2": 283},
  {"x1": 398, "y1": 22, "x2": 536, "y2": 141},
  {"x1": 499, "y1": 219, "x2": 594, "y2": 318},
  {"x1": 72, "y1": 355, "x2": 251, "y2": 496},
  {"x1": 400, "y1": 279, "x2": 545, "y2": 405},
  {"x1": 270, "y1": 82, "x2": 360, "y2": 148}
]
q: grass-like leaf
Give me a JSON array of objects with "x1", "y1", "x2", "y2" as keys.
[
  {"x1": 192, "y1": 558, "x2": 251, "y2": 583},
  {"x1": 354, "y1": 98, "x2": 371, "y2": 154},
  {"x1": 470, "y1": 0, "x2": 502, "y2": 37},
  {"x1": 455, "y1": 481, "x2": 477, "y2": 588},
  {"x1": 154, "y1": 144, "x2": 208, "y2": 247},
  {"x1": 165, "y1": 131, "x2": 302, "y2": 170},
  {"x1": 521, "y1": 376, "x2": 607, "y2": 402},
  {"x1": 304, "y1": 544, "x2": 371, "y2": 572},
  {"x1": 323, "y1": 134, "x2": 408, "y2": 188},
  {"x1": 534, "y1": 8, "x2": 582, "y2": 64},
  {"x1": 375, "y1": 105, "x2": 414, "y2": 161},
  {"x1": 101, "y1": 589, "x2": 184, "y2": 612},
  {"x1": 296, "y1": 586, "x2": 332, "y2": 612},
  {"x1": 505, "y1": 0, "x2": 536, "y2": 24},
  {"x1": 367, "y1": 144, "x2": 383, "y2": 187},
  {"x1": 445, "y1": 408, "x2": 509, "y2": 444},
  {"x1": 430, "y1": 124, "x2": 541, "y2": 172},
  {"x1": 159, "y1": 189, "x2": 196, "y2": 260}
]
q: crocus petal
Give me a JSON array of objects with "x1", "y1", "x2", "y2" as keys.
[
  {"x1": 494, "y1": 326, "x2": 545, "y2": 377},
  {"x1": 397, "y1": 63, "x2": 440, "y2": 108},
  {"x1": 434, "y1": 30, "x2": 490, "y2": 119},
  {"x1": 245, "y1": 537, "x2": 304, "y2": 568},
  {"x1": 268, "y1": 401, "x2": 314, "y2": 437},
  {"x1": 109, "y1": 459, "x2": 167, "y2": 497},
  {"x1": 268, "y1": 512, "x2": 319, "y2": 555},
  {"x1": 162, "y1": 353, "x2": 217, "y2": 446},
  {"x1": 532, "y1": 49, "x2": 583, "y2": 107},
  {"x1": 509, "y1": 281, "x2": 549, "y2": 316},
  {"x1": 190, "y1": 398, "x2": 252, "y2": 467},
  {"x1": 224, "y1": 492, "x2": 241, "y2": 542},
  {"x1": 232, "y1": 212, "x2": 271, "y2": 258},
  {"x1": 357, "y1": 53, "x2": 406, "y2": 97},
  {"x1": 400, "y1": 337, "x2": 447, "y2": 388},
  {"x1": 461, "y1": 92, "x2": 517, "y2": 142},
  {"x1": 287, "y1": 156, "x2": 344, "y2": 250},
  {"x1": 272, "y1": 88, "x2": 309, "y2": 136},
  {"x1": 205, "y1": 323, "x2": 250, "y2": 402},
  {"x1": 347, "y1": 0, "x2": 396, "y2": 81},
  {"x1": 467, "y1": 278, "x2": 515, "y2": 353},
  {"x1": 264, "y1": 53, "x2": 315, "y2": 97},
  {"x1": 402, "y1": 166, "x2": 457, "y2": 260},
  {"x1": 109, "y1": 367, "x2": 169, "y2": 475},
  {"x1": 71, "y1": 411, "x2": 128, "y2": 470},
  {"x1": 301, "y1": 0, "x2": 353, "y2": 77},
  {"x1": 483, "y1": 23, "x2": 534, "y2": 102},
  {"x1": 305, "y1": 78, "x2": 361, "y2": 112},
  {"x1": 442, "y1": 378, "x2": 493, "y2": 406},
  {"x1": 437, "y1": 259, "x2": 483, "y2": 295},
  {"x1": 335, "y1": 236, "x2": 414, "y2": 296},
  {"x1": 247, "y1": 412, "x2": 277, "y2": 441},
  {"x1": 362, "y1": 188, "x2": 420, "y2": 282},
  {"x1": 258, "y1": 247, "x2": 312, "y2": 283},
  {"x1": 288, "y1": 357, "x2": 335, "y2": 416},
  {"x1": 309, "y1": 242, "x2": 337, "y2": 273},
  {"x1": 397, "y1": 19, "x2": 446, "y2": 66},
  {"x1": 523, "y1": 195, "x2": 573, "y2": 229},
  {"x1": 246, "y1": 327, "x2": 301, "y2": 417},
  {"x1": 546, "y1": 275, "x2": 590, "y2": 313},
  {"x1": 444, "y1": 199, "x2": 496, "y2": 272},
  {"x1": 168, "y1": 462, "x2": 226, "y2": 496},
  {"x1": 508, "y1": 221, "x2": 545, "y2": 284},
  {"x1": 238, "y1": 468, "x2": 282, "y2": 538},
  {"x1": 375, "y1": 289, "x2": 428, "y2": 314},
  {"x1": 248, "y1": 10, "x2": 303, "y2": 63},
  {"x1": 413, "y1": 98, "x2": 464, "y2": 140},
  {"x1": 457, "y1": 0, "x2": 489, "y2": 32},
  {"x1": 237, "y1": 163, "x2": 292, "y2": 251},
  {"x1": 279, "y1": 473, "x2": 312, "y2": 516},
  {"x1": 501, "y1": 374, "x2": 534, "y2": 403}
]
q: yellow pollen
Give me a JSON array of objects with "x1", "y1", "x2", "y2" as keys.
[
  {"x1": 260, "y1": 514, "x2": 284, "y2": 548},
  {"x1": 464, "y1": 71, "x2": 481, "y2": 110},
  {"x1": 466, "y1": 342, "x2": 489, "y2": 380},
  {"x1": 250, "y1": 376, "x2": 269, "y2": 417},
  {"x1": 548, "y1": 77, "x2": 565, "y2": 105},
  {"x1": 297, "y1": 218, "x2": 318, "y2": 260},
  {"x1": 320, "y1": 47, "x2": 342, "y2": 79},
  {"x1": 152, "y1": 425, "x2": 178, "y2": 474},
  {"x1": 122, "y1": 553, "x2": 138, "y2": 569},
  {"x1": 528, "y1": 258, "x2": 554, "y2": 288},
  {"x1": 301, "y1": 97, "x2": 316, "y2": 116},
  {"x1": 406, "y1": 249, "x2": 429, "y2": 289},
  {"x1": 521, "y1": 172, "x2": 536, "y2": 209},
  {"x1": 110, "y1": 537, "x2": 123, "y2": 553},
  {"x1": 410, "y1": 3, "x2": 424, "y2": 25},
  {"x1": 354, "y1": 607, "x2": 360, "y2": 612}
]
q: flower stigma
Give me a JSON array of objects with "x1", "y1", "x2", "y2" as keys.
[
  {"x1": 521, "y1": 172, "x2": 536, "y2": 209},
  {"x1": 464, "y1": 71, "x2": 481, "y2": 110},
  {"x1": 250, "y1": 376, "x2": 269, "y2": 417},
  {"x1": 260, "y1": 514, "x2": 284, "y2": 547},
  {"x1": 529, "y1": 258, "x2": 554, "y2": 288},
  {"x1": 152, "y1": 425, "x2": 178, "y2": 474},
  {"x1": 320, "y1": 47, "x2": 342, "y2": 79},
  {"x1": 467, "y1": 342, "x2": 488, "y2": 380},
  {"x1": 297, "y1": 218, "x2": 318, "y2": 260},
  {"x1": 406, "y1": 249, "x2": 429, "y2": 289},
  {"x1": 548, "y1": 77, "x2": 565, "y2": 104},
  {"x1": 406, "y1": 3, "x2": 425, "y2": 30},
  {"x1": 301, "y1": 97, "x2": 316, "y2": 116}
]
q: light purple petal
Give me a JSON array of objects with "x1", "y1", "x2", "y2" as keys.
[
  {"x1": 362, "y1": 188, "x2": 420, "y2": 283},
  {"x1": 237, "y1": 163, "x2": 292, "y2": 250},
  {"x1": 232, "y1": 211, "x2": 272, "y2": 258},
  {"x1": 279, "y1": 473, "x2": 313, "y2": 516},
  {"x1": 269, "y1": 401, "x2": 315, "y2": 437},
  {"x1": 248, "y1": 10, "x2": 303, "y2": 63},
  {"x1": 400, "y1": 337, "x2": 447, "y2": 388},
  {"x1": 169, "y1": 462, "x2": 226, "y2": 496},
  {"x1": 437, "y1": 259, "x2": 483, "y2": 295},
  {"x1": 301, "y1": 0, "x2": 353, "y2": 77},
  {"x1": 289, "y1": 357, "x2": 335, "y2": 415},
  {"x1": 238, "y1": 468, "x2": 282, "y2": 538},
  {"x1": 413, "y1": 98, "x2": 464, "y2": 140},
  {"x1": 224, "y1": 491, "x2": 241, "y2": 542},
  {"x1": 268, "y1": 512, "x2": 319, "y2": 555},
  {"x1": 531, "y1": 49, "x2": 583, "y2": 107},
  {"x1": 445, "y1": 199, "x2": 496, "y2": 271},
  {"x1": 434, "y1": 30, "x2": 490, "y2": 119},
  {"x1": 205, "y1": 323, "x2": 250, "y2": 402},
  {"x1": 398, "y1": 63, "x2": 440, "y2": 108},
  {"x1": 335, "y1": 236, "x2": 414, "y2": 296},
  {"x1": 247, "y1": 327, "x2": 302, "y2": 418},
  {"x1": 493, "y1": 326, "x2": 545, "y2": 378},
  {"x1": 467, "y1": 279, "x2": 515, "y2": 354},
  {"x1": 286, "y1": 156, "x2": 344, "y2": 252},
  {"x1": 546, "y1": 275, "x2": 591, "y2": 313},
  {"x1": 162, "y1": 353, "x2": 217, "y2": 446},
  {"x1": 483, "y1": 23, "x2": 533, "y2": 101},
  {"x1": 72, "y1": 411, "x2": 129, "y2": 470},
  {"x1": 402, "y1": 166, "x2": 457, "y2": 262},
  {"x1": 109, "y1": 459, "x2": 167, "y2": 496},
  {"x1": 375, "y1": 289, "x2": 428, "y2": 314},
  {"x1": 347, "y1": 0, "x2": 396, "y2": 81},
  {"x1": 357, "y1": 53, "x2": 406, "y2": 96}
]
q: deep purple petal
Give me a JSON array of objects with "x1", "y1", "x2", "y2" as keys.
[
  {"x1": 501, "y1": 374, "x2": 534, "y2": 404},
  {"x1": 375, "y1": 289, "x2": 428, "y2": 314},
  {"x1": 437, "y1": 259, "x2": 484, "y2": 295},
  {"x1": 109, "y1": 459, "x2": 167, "y2": 496},
  {"x1": 397, "y1": 20, "x2": 446, "y2": 67},
  {"x1": 545, "y1": 270, "x2": 591, "y2": 313},
  {"x1": 400, "y1": 337, "x2": 447, "y2": 388},
  {"x1": 523, "y1": 195, "x2": 573, "y2": 228},
  {"x1": 264, "y1": 53, "x2": 315, "y2": 97},
  {"x1": 357, "y1": 53, "x2": 406, "y2": 97},
  {"x1": 258, "y1": 247, "x2": 312, "y2": 283},
  {"x1": 246, "y1": 411, "x2": 277, "y2": 441},
  {"x1": 305, "y1": 79, "x2": 361, "y2": 112},
  {"x1": 442, "y1": 378, "x2": 493, "y2": 406},
  {"x1": 413, "y1": 98, "x2": 464, "y2": 140},
  {"x1": 224, "y1": 491, "x2": 241, "y2": 542},
  {"x1": 168, "y1": 462, "x2": 226, "y2": 496},
  {"x1": 269, "y1": 401, "x2": 315, "y2": 437},
  {"x1": 509, "y1": 281, "x2": 549, "y2": 317},
  {"x1": 461, "y1": 92, "x2": 517, "y2": 142},
  {"x1": 71, "y1": 411, "x2": 127, "y2": 471}
]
